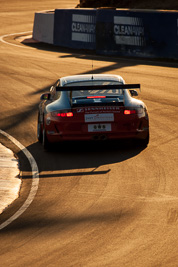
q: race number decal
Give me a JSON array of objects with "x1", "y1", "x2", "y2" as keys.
[{"x1": 88, "y1": 123, "x2": 111, "y2": 132}]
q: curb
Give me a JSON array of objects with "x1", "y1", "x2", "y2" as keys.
[{"x1": 0, "y1": 143, "x2": 21, "y2": 214}]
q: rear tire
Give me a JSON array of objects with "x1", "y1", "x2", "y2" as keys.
[
  {"x1": 37, "y1": 113, "x2": 43, "y2": 143},
  {"x1": 43, "y1": 128, "x2": 50, "y2": 151},
  {"x1": 139, "y1": 132, "x2": 149, "y2": 147}
]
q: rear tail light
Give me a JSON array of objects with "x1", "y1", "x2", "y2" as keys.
[
  {"x1": 124, "y1": 109, "x2": 136, "y2": 115},
  {"x1": 52, "y1": 111, "x2": 73, "y2": 117}
]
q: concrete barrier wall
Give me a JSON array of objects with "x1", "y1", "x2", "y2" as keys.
[
  {"x1": 33, "y1": 8, "x2": 178, "y2": 60},
  {"x1": 33, "y1": 11, "x2": 54, "y2": 44}
]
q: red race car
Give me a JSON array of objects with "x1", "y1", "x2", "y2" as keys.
[{"x1": 37, "y1": 74, "x2": 149, "y2": 149}]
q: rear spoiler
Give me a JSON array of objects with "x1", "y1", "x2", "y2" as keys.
[{"x1": 56, "y1": 84, "x2": 140, "y2": 91}]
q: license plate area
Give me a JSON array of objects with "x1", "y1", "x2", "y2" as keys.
[{"x1": 88, "y1": 123, "x2": 111, "y2": 132}]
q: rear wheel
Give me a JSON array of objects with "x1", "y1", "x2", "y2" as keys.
[
  {"x1": 37, "y1": 113, "x2": 43, "y2": 143},
  {"x1": 139, "y1": 132, "x2": 149, "y2": 147},
  {"x1": 42, "y1": 128, "x2": 50, "y2": 150}
]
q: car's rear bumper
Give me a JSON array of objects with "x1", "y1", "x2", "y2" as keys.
[{"x1": 46, "y1": 128, "x2": 149, "y2": 142}]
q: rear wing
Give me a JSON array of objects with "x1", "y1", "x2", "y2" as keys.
[{"x1": 56, "y1": 84, "x2": 140, "y2": 91}]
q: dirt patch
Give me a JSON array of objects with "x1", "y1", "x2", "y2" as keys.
[{"x1": 77, "y1": 0, "x2": 178, "y2": 10}]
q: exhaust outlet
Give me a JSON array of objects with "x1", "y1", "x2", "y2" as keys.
[
  {"x1": 100, "y1": 135, "x2": 107, "y2": 141},
  {"x1": 92, "y1": 135, "x2": 107, "y2": 141},
  {"x1": 92, "y1": 135, "x2": 99, "y2": 140}
]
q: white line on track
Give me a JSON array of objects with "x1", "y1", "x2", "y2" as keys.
[
  {"x1": 0, "y1": 31, "x2": 32, "y2": 48},
  {"x1": 0, "y1": 129, "x2": 39, "y2": 230}
]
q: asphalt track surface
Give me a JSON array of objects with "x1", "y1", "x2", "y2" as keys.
[{"x1": 0, "y1": 1, "x2": 178, "y2": 266}]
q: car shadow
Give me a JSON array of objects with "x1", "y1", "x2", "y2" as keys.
[
  {"x1": 17, "y1": 139, "x2": 145, "y2": 179},
  {"x1": 25, "y1": 41, "x2": 178, "y2": 69},
  {"x1": 0, "y1": 139, "x2": 145, "y2": 232}
]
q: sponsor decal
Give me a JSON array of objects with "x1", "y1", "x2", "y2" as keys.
[
  {"x1": 83, "y1": 106, "x2": 120, "y2": 113},
  {"x1": 77, "y1": 107, "x2": 120, "y2": 113},
  {"x1": 85, "y1": 113, "x2": 114, "y2": 122},
  {"x1": 114, "y1": 16, "x2": 145, "y2": 46},
  {"x1": 77, "y1": 108, "x2": 84, "y2": 113},
  {"x1": 72, "y1": 14, "x2": 96, "y2": 43}
]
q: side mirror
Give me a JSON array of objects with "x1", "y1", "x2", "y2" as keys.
[
  {"x1": 130, "y1": 90, "x2": 138, "y2": 97},
  {"x1": 40, "y1": 93, "x2": 51, "y2": 101}
]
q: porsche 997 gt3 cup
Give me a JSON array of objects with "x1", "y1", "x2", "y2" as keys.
[{"x1": 37, "y1": 74, "x2": 149, "y2": 149}]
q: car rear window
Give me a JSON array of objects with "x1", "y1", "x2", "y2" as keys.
[{"x1": 64, "y1": 80, "x2": 124, "y2": 98}]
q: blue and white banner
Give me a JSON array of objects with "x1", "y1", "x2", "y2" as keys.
[
  {"x1": 71, "y1": 14, "x2": 96, "y2": 43},
  {"x1": 54, "y1": 9, "x2": 96, "y2": 50},
  {"x1": 52, "y1": 8, "x2": 178, "y2": 59},
  {"x1": 113, "y1": 16, "x2": 145, "y2": 46},
  {"x1": 96, "y1": 9, "x2": 178, "y2": 59}
]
